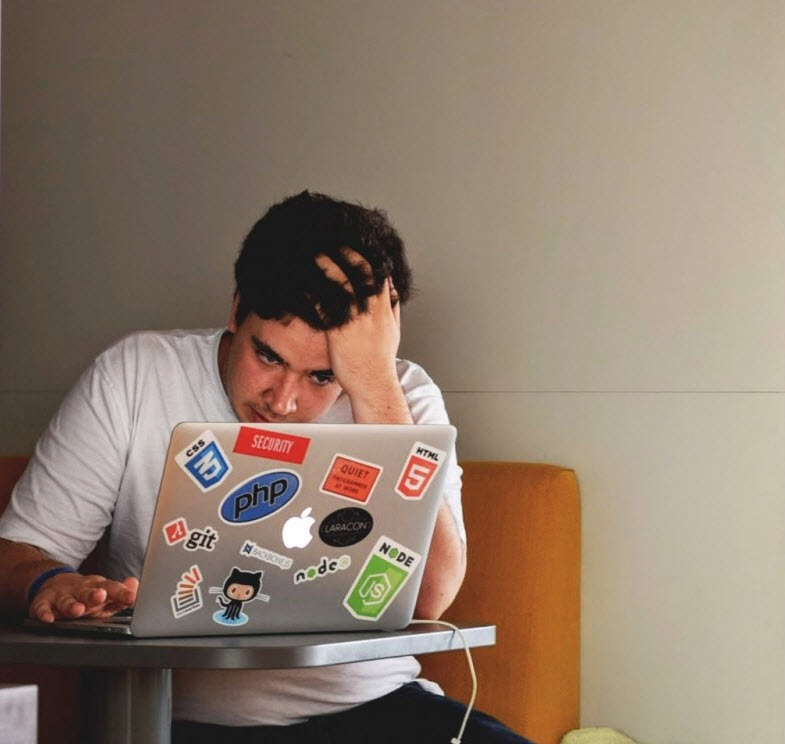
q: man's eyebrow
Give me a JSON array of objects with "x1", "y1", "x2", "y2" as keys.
[{"x1": 251, "y1": 335, "x2": 334, "y2": 378}]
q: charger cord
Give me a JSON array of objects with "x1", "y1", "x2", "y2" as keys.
[{"x1": 409, "y1": 619, "x2": 478, "y2": 744}]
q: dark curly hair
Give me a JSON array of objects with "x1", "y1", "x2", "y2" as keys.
[{"x1": 233, "y1": 191, "x2": 413, "y2": 330}]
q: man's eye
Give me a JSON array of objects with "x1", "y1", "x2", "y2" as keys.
[
  {"x1": 256, "y1": 349, "x2": 278, "y2": 365},
  {"x1": 311, "y1": 373, "x2": 334, "y2": 386}
]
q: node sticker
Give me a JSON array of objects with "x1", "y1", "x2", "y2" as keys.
[
  {"x1": 394, "y1": 442, "x2": 447, "y2": 500},
  {"x1": 170, "y1": 564, "x2": 204, "y2": 619},
  {"x1": 294, "y1": 555, "x2": 351, "y2": 584},
  {"x1": 175, "y1": 429, "x2": 232, "y2": 492},
  {"x1": 233, "y1": 426, "x2": 311, "y2": 464},
  {"x1": 343, "y1": 536, "x2": 421, "y2": 621},
  {"x1": 320, "y1": 454, "x2": 382, "y2": 504}
]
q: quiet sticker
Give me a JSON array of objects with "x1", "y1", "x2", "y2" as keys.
[
  {"x1": 394, "y1": 442, "x2": 447, "y2": 500},
  {"x1": 233, "y1": 427, "x2": 311, "y2": 464},
  {"x1": 320, "y1": 454, "x2": 382, "y2": 504}
]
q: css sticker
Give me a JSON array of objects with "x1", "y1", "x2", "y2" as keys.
[
  {"x1": 319, "y1": 507, "x2": 373, "y2": 547},
  {"x1": 170, "y1": 564, "x2": 203, "y2": 619},
  {"x1": 175, "y1": 429, "x2": 232, "y2": 492},
  {"x1": 320, "y1": 454, "x2": 382, "y2": 504},
  {"x1": 395, "y1": 442, "x2": 447, "y2": 500},
  {"x1": 233, "y1": 426, "x2": 311, "y2": 464},
  {"x1": 219, "y1": 470, "x2": 300, "y2": 525},
  {"x1": 294, "y1": 555, "x2": 351, "y2": 584},
  {"x1": 343, "y1": 536, "x2": 421, "y2": 621}
]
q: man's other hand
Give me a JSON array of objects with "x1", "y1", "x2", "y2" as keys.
[{"x1": 29, "y1": 573, "x2": 139, "y2": 623}]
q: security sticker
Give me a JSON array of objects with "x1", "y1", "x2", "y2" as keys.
[
  {"x1": 175, "y1": 429, "x2": 232, "y2": 492},
  {"x1": 294, "y1": 555, "x2": 351, "y2": 584},
  {"x1": 394, "y1": 442, "x2": 447, "y2": 500},
  {"x1": 319, "y1": 507, "x2": 373, "y2": 547},
  {"x1": 233, "y1": 426, "x2": 311, "y2": 464},
  {"x1": 209, "y1": 566, "x2": 270, "y2": 627},
  {"x1": 343, "y1": 536, "x2": 421, "y2": 621},
  {"x1": 240, "y1": 539, "x2": 293, "y2": 570},
  {"x1": 170, "y1": 564, "x2": 204, "y2": 619},
  {"x1": 163, "y1": 517, "x2": 189, "y2": 546},
  {"x1": 320, "y1": 455, "x2": 383, "y2": 504}
]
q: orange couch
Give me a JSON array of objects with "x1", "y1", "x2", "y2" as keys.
[{"x1": 0, "y1": 457, "x2": 580, "y2": 744}]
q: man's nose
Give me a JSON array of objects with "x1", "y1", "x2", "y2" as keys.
[{"x1": 264, "y1": 371, "x2": 298, "y2": 416}]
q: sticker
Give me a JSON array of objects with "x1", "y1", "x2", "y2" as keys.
[
  {"x1": 163, "y1": 517, "x2": 189, "y2": 545},
  {"x1": 210, "y1": 566, "x2": 270, "y2": 627},
  {"x1": 175, "y1": 430, "x2": 232, "y2": 492},
  {"x1": 219, "y1": 470, "x2": 300, "y2": 524},
  {"x1": 344, "y1": 536, "x2": 422, "y2": 621},
  {"x1": 294, "y1": 555, "x2": 351, "y2": 584},
  {"x1": 320, "y1": 454, "x2": 383, "y2": 504},
  {"x1": 394, "y1": 442, "x2": 447, "y2": 500},
  {"x1": 170, "y1": 564, "x2": 203, "y2": 619},
  {"x1": 240, "y1": 539, "x2": 293, "y2": 570},
  {"x1": 184, "y1": 525, "x2": 219, "y2": 552},
  {"x1": 233, "y1": 426, "x2": 311, "y2": 464},
  {"x1": 281, "y1": 507, "x2": 316, "y2": 549},
  {"x1": 319, "y1": 507, "x2": 373, "y2": 547}
]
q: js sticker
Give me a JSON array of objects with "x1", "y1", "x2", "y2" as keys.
[
  {"x1": 175, "y1": 430, "x2": 232, "y2": 492},
  {"x1": 343, "y1": 536, "x2": 421, "y2": 621}
]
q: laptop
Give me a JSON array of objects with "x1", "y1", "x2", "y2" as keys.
[{"x1": 29, "y1": 422, "x2": 456, "y2": 637}]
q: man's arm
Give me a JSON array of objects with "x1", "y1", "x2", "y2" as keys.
[
  {"x1": 0, "y1": 537, "x2": 137, "y2": 622},
  {"x1": 316, "y1": 250, "x2": 466, "y2": 619}
]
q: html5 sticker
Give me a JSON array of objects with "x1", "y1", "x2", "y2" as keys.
[
  {"x1": 175, "y1": 429, "x2": 232, "y2": 493},
  {"x1": 395, "y1": 442, "x2": 447, "y2": 500},
  {"x1": 320, "y1": 455, "x2": 383, "y2": 504}
]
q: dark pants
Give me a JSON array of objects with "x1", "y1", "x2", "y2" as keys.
[{"x1": 172, "y1": 681, "x2": 537, "y2": 744}]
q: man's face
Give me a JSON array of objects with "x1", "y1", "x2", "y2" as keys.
[{"x1": 219, "y1": 302, "x2": 343, "y2": 424}]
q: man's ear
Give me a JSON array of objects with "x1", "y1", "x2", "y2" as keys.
[{"x1": 228, "y1": 293, "x2": 240, "y2": 333}]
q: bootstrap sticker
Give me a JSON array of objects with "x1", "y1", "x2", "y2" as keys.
[
  {"x1": 343, "y1": 536, "x2": 421, "y2": 621},
  {"x1": 175, "y1": 429, "x2": 232, "y2": 492},
  {"x1": 394, "y1": 442, "x2": 447, "y2": 500},
  {"x1": 320, "y1": 454, "x2": 382, "y2": 504}
]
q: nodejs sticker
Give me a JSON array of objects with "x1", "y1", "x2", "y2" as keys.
[
  {"x1": 233, "y1": 426, "x2": 311, "y2": 464},
  {"x1": 219, "y1": 470, "x2": 300, "y2": 524},
  {"x1": 320, "y1": 454, "x2": 382, "y2": 504},
  {"x1": 175, "y1": 429, "x2": 232, "y2": 492},
  {"x1": 395, "y1": 442, "x2": 447, "y2": 500},
  {"x1": 210, "y1": 566, "x2": 270, "y2": 627},
  {"x1": 294, "y1": 555, "x2": 351, "y2": 584},
  {"x1": 319, "y1": 507, "x2": 373, "y2": 547},
  {"x1": 343, "y1": 536, "x2": 421, "y2": 621},
  {"x1": 170, "y1": 564, "x2": 204, "y2": 619}
]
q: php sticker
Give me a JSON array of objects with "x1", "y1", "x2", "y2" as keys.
[
  {"x1": 319, "y1": 507, "x2": 373, "y2": 548},
  {"x1": 170, "y1": 564, "x2": 204, "y2": 619},
  {"x1": 395, "y1": 442, "x2": 447, "y2": 500},
  {"x1": 320, "y1": 454, "x2": 382, "y2": 504},
  {"x1": 175, "y1": 429, "x2": 232, "y2": 492},
  {"x1": 343, "y1": 536, "x2": 421, "y2": 621},
  {"x1": 233, "y1": 426, "x2": 311, "y2": 464},
  {"x1": 219, "y1": 470, "x2": 300, "y2": 525}
]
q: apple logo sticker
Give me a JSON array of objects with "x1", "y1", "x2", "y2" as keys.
[{"x1": 282, "y1": 507, "x2": 316, "y2": 549}]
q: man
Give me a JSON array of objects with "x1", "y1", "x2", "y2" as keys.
[{"x1": 0, "y1": 191, "x2": 533, "y2": 743}]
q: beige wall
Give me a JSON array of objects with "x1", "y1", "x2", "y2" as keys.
[{"x1": 3, "y1": 2, "x2": 784, "y2": 742}]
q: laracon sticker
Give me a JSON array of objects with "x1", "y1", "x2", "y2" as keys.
[
  {"x1": 170, "y1": 564, "x2": 204, "y2": 619},
  {"x1": 394, "y1": 442, "x2": 447, "y2": 500},
  {"x1": 233, "y1": 426, "x2": 311, "y2": 464},
  {"x1": 240, "y1": 539, "x2": 293, "y2": 570},
  {"x1": 343, "y1": 536, "x2": 421, "y2": 621},
  {"x1": 219, "y1": 470, "x2": 300, "y2": 525},
  {"x1": 209, "y1": 566, "x2": 270, "y2": 627},
  {"x1": 320, "y1": 454, "x2": 382, "y2": 504},
  {"x1": 175, "y1": 429, "x2": 232, "y2": 492},
  {"x1": 294, "y1": 555, "x2": 351, "y2": 584},
  {"x1": 319, "y1": 507, "x2": 373, "y2": 548}
]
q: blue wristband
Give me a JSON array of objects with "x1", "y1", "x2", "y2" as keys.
[{"x1": 27, "y1": 565, "x2": 77, "y2": 606}]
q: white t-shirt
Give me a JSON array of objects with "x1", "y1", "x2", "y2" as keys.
[{"x1": 0, "y1": 328, "x2": 464, "y2": 725}]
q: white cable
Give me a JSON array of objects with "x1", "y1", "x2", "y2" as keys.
[{"x1": 409, "y1": 619, "x2": 478, "y2": 744}]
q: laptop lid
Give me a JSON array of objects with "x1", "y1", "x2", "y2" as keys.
[{"x1": 129, "y1": 422, "x2": 456, "y2": 637}]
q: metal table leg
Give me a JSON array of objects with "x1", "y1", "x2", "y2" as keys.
[{"x1": 81, "y1": 668, "x2": 171, "y2": 744}]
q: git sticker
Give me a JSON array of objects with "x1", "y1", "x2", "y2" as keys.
[
  {"x1": 175, "y1": 429, "x2": 232, "y2": 492},
  {"x1": 395, "y1": 442, "x2": 447, "y2": 500},
  {"x1": 321, "y1": 455, "x2": 382, "y2": 504},
  {"x1": 343, "y1": 536, "x2": 421, "y2": 621}
]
